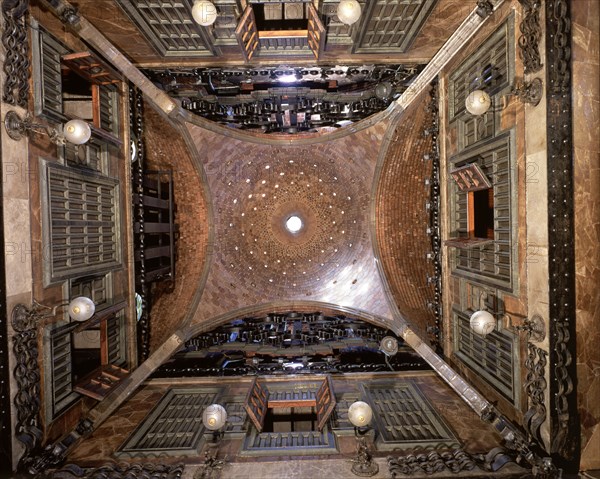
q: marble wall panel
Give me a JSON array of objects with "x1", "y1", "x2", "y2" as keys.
[{"x1": 572, "y1": 0, "x2": 600, "y2": 471}]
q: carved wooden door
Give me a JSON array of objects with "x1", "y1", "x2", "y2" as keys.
[
  {"x1": 235, "y1": 6, "x2": 260, "y2": 62},
  {"x1": 307, "y1": 3, "x2": 325, "y2": 60},
  {"x1": 315, "y1": 376, "x2": 336, "y2": 431},
  {"x1": 244, "y1": 377, "x2": 268, "y2": 432}
]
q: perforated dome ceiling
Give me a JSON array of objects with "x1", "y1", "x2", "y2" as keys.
[{"x1": 185, "y1": 120, "x2": 395, "y2": 325}]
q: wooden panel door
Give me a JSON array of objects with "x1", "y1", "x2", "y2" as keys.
[
  {"x1": 315, "y1": 376, "x2": 336, "y2": 431},
  {"x1": 235, "y1": 6, "x2": 260, "y2": 62},
  {"x1": 244, "y1": 377, "x2": 268, "y2": 432},
  {"x1": 307, "y1": 3, "x2": 325, "y2": 60}
]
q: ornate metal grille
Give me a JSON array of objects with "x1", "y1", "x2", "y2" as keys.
[
  {"x1": 119, "y1": 388, "x2": 219, "y2": 456},
  {"x1": 364, "y1": 381, "x2": 459, "y2": 450},
  {"x1": 32, "y1": 25, "x2": 66, "y2": 120},
  {"x1": 353, "y1": 0, "x2": 437, "y2": 54},
  {"x1": 115, "y1": 0, "x2": 215, "y2": 57},
  {"x1": 70, "y1": 274, "x2": 110, "y2": 312},
  {"x1": 98, "y1": 84, "x2": 120, "y2": 135},
  {"x1": 44, "y1": 163, "x2": 120, "y2": 284},
  {"x1": 449, "y1": 132, "x2": 516, "y2": 290},
  {"x1": 106, "y1": 312, "x2": 127, "y2": 367},
  {"x1": 449, "y1": 16, "x2": 514, "y2": 120},
  {"x1": 453, "y1": 311, "x2": 517, "y2": 401},
  {"x1": 47, "y1": 325, "x2": 76, "y2": 417}
]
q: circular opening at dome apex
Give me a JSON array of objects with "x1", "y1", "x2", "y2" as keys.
[{"x1": 285, "y1": 215, "x2": 303, "y2": 234}]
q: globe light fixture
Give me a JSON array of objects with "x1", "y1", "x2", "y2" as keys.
[
  {"x1": 192, "y1": 0, "x2": 218, "y2": 26},
  {"x1": 63, "y1": 119, "x2": 92, "y2": 145},
  {"x1": 4, "y1": 110, "x2": 92, "y2": 145},
  {"x1": 465, "y1": 89, "x2": 492, "y2": 115},
  {"x1": 68, "y1": 296, "x2": 96, "y2": 322},
  {"x1": 375, "y1": 81, "x2": 393, "y2": 100},
  {"x1": 380, "y1": 336, "x2": 398, "y2": 356},
  {"x1": 337, "y1": 0, "x2": 362, "y2": 25},
  {"x1": 469, "y1": 309, "x2": 496, "y2": 337},
  {"x1": 348, "y1": 400, "x2": 373, "y2": 428},
  {"x1": 202, "y1": 404, "x2": 227, "y2": 431},
  {"x1": 348, "y1": 401, "x2": 378, "y2": 476}
]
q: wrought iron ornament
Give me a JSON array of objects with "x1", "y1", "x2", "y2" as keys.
[
  {"x1": 387, "y1": 449, "x2": 477, "y2": 476},
  {"x1": 45, "y1": 462, "x2": 184, "y2": 478},
  {"x1": 524, "y1": 343, "x2": 548, "y2": 444},
  {"x1": 475, "y1": 0, "x2": 494, "y2": 18},
  {"x1": 2, "y1": 0, "x2": 30, "y2": 107},
  {"x1": 518, "y1": 0, "x2": 543, "y2": 74},
  {"x1": 351, "y1": 429, "x2": 379, "y2": 477},
  {"x1": 513, "y1": 77, "x2": 544, "y2": 107},
  {"x1": 545, "y1": 0, "x2": 579, "y2": 470},
  {"x1": 130, "y1": 86, "x2": 150, "y2": 361},
  {"x1": 11, "y1": 304, "x2": 43, "y2": 472},
  {"x1": 425, "y1": 82, "x2": 443, "y2": 350}
]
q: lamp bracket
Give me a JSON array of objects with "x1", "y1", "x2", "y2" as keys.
[
  {"x1": 11, "y1": 304, "x2": 39, "y2": 332},
  {"x1": 513, "y1": 77, "x2": 543, "y2": 106},
  {"x1": 4, "y1": 110, "x2": 62, "y2": 143},
  {"x1": 514, "y1": 314, "x2": 546, "y2": 342},
  {"x1": 351, "y1": 428, "x2": 379, "y2": 477}
]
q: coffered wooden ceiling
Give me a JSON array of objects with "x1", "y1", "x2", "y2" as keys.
[{"x1": 70, "y1": 0, "x2": 473, "y2": 67}]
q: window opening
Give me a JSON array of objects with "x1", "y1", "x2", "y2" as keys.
[
  {"x1": 469, "y1": 188, "x2": 494, "y2": 239},
  {"x1": 262, "y1": 406, "x2": 317, "y2": 433}
]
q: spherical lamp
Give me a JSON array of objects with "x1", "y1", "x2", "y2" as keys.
[
  {"x1": 63, "y1": 119, "x2": 91, "y2": 145},
  {"x1": 375, "y1": 81, "x2": 393, "y2": 100},
  {"x1": 337, "y1": 0, "x2": 362, "y2": 25},
  {"x1": 380, "y1": 336, "x2": 398, "y2": 356},
  {"x1": 68, "y1": 296, "x2": 95, "y2": 322},
  {"x1": 465, "y1": 89, "x2": 491, "y2": 115},
  {"x1": 348, "y1": 401, "x2": 373, "y2": 428},
  {"x1": 202, "y1": 404, "x2": 227, "y2": 431},
  {"x1": 470, "y1": 310, "x2": 496, "y2": 337},
  {"x1": 192, "y1": 0, "x2": 218, "y2": 26}
]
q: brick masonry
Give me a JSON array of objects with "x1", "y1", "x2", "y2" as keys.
[
  {"x1": 143, "y1": 107, "x2": 210, "y2": 352},
  {"x1": 375, "y1": 95, "x2": 437, "y2": 344}
]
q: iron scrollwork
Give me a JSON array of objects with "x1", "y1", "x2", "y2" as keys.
[
  {"x1": 425, "y1": 82, "x2": 443, "y2": 351},
  {"x1": 130, "y1": 86, "x2": 150, "y2": 362},
  {"x1": 45, "y1": 462, "x2": 185, "y2": 479},
  {"x1": 11, "y1": 304, "x2": 43, "y2": 472},
  {"x1": 475, "y1": 0, "x2": 494, "y2": 18},
  {"x1": 518, "y1": 0, "x2": 543, "y2": 74},
  {"x1": 524, "y1": 343, "x2": 547, "y2": 444},
  {"x1": 2, "y1": 0, "x2": 30, "y2": 107},
  {"x1": 387, "y1": 449, "x2": 477, "y2": 476}
]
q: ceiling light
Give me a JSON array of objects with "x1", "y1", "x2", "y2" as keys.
[
  {"x1": 465, "y1": 89, "x2": 491, "y2": 115},
  {"x1": 192, "y1": 0, "x2": 217, "y2": 26},
  {"x1": 337, "y1": 0, "x2": 362, "y2": 25}
]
